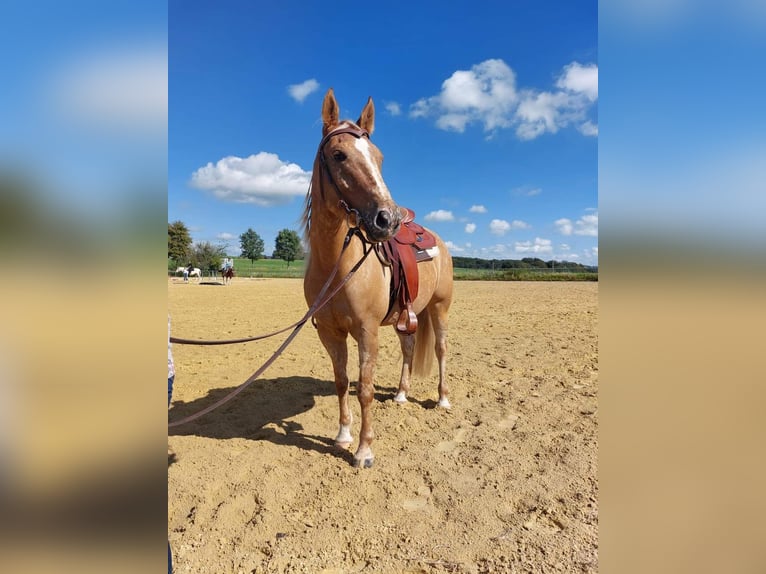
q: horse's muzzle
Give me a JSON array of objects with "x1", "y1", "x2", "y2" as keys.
[{"x1": 367, "y1": 206, "x2": 401, "y2": 241}]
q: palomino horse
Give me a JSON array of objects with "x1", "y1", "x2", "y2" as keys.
[
  {"x1": 303, "y1": 89, "x2": 453, "y2": 468},
  {"x1": 221, "y1": 266, "x2": 235, "y2": 285}
]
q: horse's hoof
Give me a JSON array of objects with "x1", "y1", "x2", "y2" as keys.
[
  {"x1": 334, "y1": 441, "x2": 352, "y2": 450},
  {"x1": 353, "y1": 457, "x2": 374, "y2": 469},
  {"x1": 438, "y1": 397, "x2": 452, "y2": 409},
  {"x1": 393, "y1": 391, "x2": 408, "y2": 404}
]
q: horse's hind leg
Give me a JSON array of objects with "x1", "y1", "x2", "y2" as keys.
[
  {"x1": 430, "y1": 301, "x2": 451, "y2": 409},
  {"x1": 394, "y1": 332, "x2": 415, "y2": 404},
  {"x1": 317, "y1": 326, "x2": 353, "y2": 448}
]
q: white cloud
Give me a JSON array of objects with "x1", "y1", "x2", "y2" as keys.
[
  {"x1": 556, "y1": 62, "x2": 598, "y2": 101},
  {"x1": 555, "y1": 212, "x2": 598, "y2": 237},
  {"x1": 469, "y1": 204, "x2": 487, "y2": 213},
  {"x1": 490, "y1": 218, "x2": 529, "y2": 235},
  {"x1": 217, "y1": 232, "x2": 236, "y2": 241},
  {"x1": 409, "y1": 98, "x2": 430, "y2": 119},
  {"x1": 515, "y1": 90, "x2": 572, "y2": 139},
  {"x1": 409, "y1": 59, "x2": 517, "y2": 132},
  {"x1": 410, "y1": 58, "x2": 597, "y2": 140},
  {"x1": 288, "y1": 79, "x2": 319, "y2": 103},
  {"x1": 384, "y1": 101, "x2": 402, "y2": 116},
  {"x1": 190, "y1": 152, "x2": 310, "y2": 206},
  {"x1": 510, "y1": 220, "x2": 531, "y2": 230},
  {"x1": 444, "y1": 240, "x2": 465, "y2": 253},
  {"x1": 424, "y1": 209, "x2": 455, "y2": 222},
  {"x1": 555, "y1": 218, "x2": 574, "y2": 236},
  {"x1": 489, "y1": 219, "x2": 511, "y2": 235},
  {"x1": 514, "y1": 237, "x2": 553, "y2": 254},
  {"x1": 578, "y1": 120, "x2": 599, "y2": 136},
  {"x1": 480, "y1": 244, "x2": 508, "y2": 256},
  {"x1": 465, "y1": 223, "x2": 476, "y2": 233},
  {"x1": 575, "y1": 213, "x2": 599, "y2": 236},
  {"x1": 512, "y1": 186, "x2": 542, "y2": 197},
  {"x1": 515, "y1": 88, "x2": 598, "y2": 140}
]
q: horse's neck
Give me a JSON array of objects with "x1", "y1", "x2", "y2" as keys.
[{"x1": 308, "y1": 200, "x2": 361, "y2": 273}]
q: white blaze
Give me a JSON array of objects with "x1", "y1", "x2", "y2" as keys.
[{"x1": 354, "y1": 137, "x2": 391, "y2": 199}]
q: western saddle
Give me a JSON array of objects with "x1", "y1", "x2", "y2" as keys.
[{"x1": 379, "y1": 208, "x2": 437, "y2": 334}]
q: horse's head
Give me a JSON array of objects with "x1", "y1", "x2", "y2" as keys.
[{"x1": 316, "y1": 88, "x2": 402, "y2": 243}]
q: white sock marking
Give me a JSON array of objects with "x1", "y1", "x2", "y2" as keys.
[{"x1": 336, "y1": 424, "x2": 353, "y2": 444}]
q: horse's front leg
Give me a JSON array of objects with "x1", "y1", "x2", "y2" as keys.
[
  {"x1": 354, "y1": 326, "x2": 379, "y2": 468},
  {"x1": 317, "y1": 325, "x2": 352, "y2": 448}
]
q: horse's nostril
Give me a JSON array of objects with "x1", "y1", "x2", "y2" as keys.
[{"x1": 375, "y1": 209, "x2": 391, "y2": 229}]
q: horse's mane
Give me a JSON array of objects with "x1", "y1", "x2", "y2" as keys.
[{"x1": 300, "y1": 153, "x2": 322, "y2": 242}]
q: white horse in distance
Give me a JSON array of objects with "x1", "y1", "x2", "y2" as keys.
[{"x1": 175, "y1": 266, "x2": 202, "y2": 282}]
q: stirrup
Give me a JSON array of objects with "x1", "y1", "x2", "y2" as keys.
[{"x1": 395, "y1": 304, "x2": 418, "y2": 334}]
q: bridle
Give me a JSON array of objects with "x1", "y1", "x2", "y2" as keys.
[{"x1": 317, "y1": 124, "x2": 372, "y2": 233}]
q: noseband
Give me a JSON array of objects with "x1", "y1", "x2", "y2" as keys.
[{"x1": 317, "y1": 125, "x2": 371, "y2": 222}]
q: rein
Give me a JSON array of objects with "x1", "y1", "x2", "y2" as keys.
[{"x1": 168, "y1": 225, "x2": 374, "y2": 428}]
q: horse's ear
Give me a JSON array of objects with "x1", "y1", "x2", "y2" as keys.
[
  {"x1": 357, "y1": 96, "x2": 375, "y2": 135},
  {"x1": 322, "y1": 88, "x2": 339, "y2": 136}
]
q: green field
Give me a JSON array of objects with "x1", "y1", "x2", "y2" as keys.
[
  {"x1": 452, "y1": 267, "x2": 598, "y2": 281},
  {"x1": 170, "y1": 258, "x2": 596, "y2": 281},
  {"x1": 229, "y1": 257, "x2": 306, "y2": 278}
]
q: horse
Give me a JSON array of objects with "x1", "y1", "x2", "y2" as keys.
[
  {"x1": 302, "y1": 89, "x2": 453, "y2": 468},
  {"x1": 221, "y1": 266, "x2": 234, "y2": 285},
  {"x1": 175, "y1": 266, "x2": 202, "y2": 282}
]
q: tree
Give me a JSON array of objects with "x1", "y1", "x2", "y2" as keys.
[
  {"x1": 191, "y1": 241, "x2": 226, "y2": 273},
  {"x1": 239, "y1": 228, "x2": 265, "y2": 263},
  {"x1": 168, "y1": 221, "x2": 192, "y2": 265},
  {"x1": 273, "y1": 228, "x2": 304, "y2": 267}
]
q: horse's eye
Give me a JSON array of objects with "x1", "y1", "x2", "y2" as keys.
[{"x1": 333, "y1": 150, "x2": 347, "y2": 162}]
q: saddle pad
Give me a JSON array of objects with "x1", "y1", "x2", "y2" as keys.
[{"x1": 415, "y1": 246, "x2": 438, "y2": 263}]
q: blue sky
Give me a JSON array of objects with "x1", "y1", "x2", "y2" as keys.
[{"x1": 176, "y1": 0, "x2": 597, "y2": 263}]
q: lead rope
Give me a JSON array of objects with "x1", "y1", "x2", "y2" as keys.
[{"x1": 169, "y1": 225, "x2": 373, "y2": 428}]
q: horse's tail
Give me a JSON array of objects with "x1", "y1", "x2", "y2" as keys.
[{"x1": 412, "y1": 308, "x2": 435, "y2": 378}]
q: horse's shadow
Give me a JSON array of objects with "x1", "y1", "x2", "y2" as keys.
[
  {"x1": 168, "y1": 375, "x2": 439, "y2": 465},
  {"x1": 169, "y1": 376, "x2": 349, "y2": 462}
]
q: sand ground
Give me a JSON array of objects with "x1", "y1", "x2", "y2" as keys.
[{"x1": 168, "y1": 278, "x2": 598, "y2": 573}]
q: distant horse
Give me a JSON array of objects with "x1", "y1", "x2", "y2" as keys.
[
  {"x1": 303, "y1": 89, "x2": 453, "y2": 468},
  {"x1": 175, "y1": 266, "x2": 202, "y2": 282},
  {"x1": 221, "y1": 266, "x2": 234, "y2": 285}
]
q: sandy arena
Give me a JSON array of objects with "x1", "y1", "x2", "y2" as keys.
[{"x1": 168, "y1": 278, "x2": 598, "y2": 573}]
